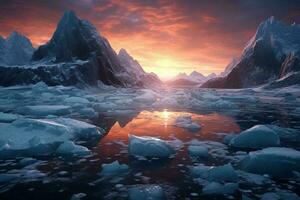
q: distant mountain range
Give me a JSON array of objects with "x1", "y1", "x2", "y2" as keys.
[
  {"x1": 0, "y1": 11, "x2": 161, "y2": 87},
  {"x1": 166, "y1": 71, "x2": 216, "y2": 86},
  {"x1": 202, "y1": 17, "x2": 300, "y2": 88}
]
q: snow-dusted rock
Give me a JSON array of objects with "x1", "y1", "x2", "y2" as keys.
[
  {"x1": 174, "y1": 115, "x2": 201, "y2": 132},
  {"x1": 202, "y1": 182, "x2": 238, "y2": 195},
  {"x1": 129, "y1": 135, "x2": 174, "y2": 157},
  {"x1": 56, "y1": 141, "x2": 90, "y2": 156},
  {"x1": 191, "y1": 164, "x2": 238, "y2": 182},
  {"x1": 188, "y1": 145, "x2": 209, "y2": 157},
  {"x1": 100, "y1": 161, "x2": 129, "y2": 176},
  {"x1": 129, "y1": 185, "x2": 164, "y2": 200},
  {"x1": 230, "y1": 125, "x2": 280, "y2": 149},
  {"x1": 17, "y1": 105, "x2": 71, "y2": 117},
  {"x1": 241, "y1": 147, "x2": 300, "y2": 178}
]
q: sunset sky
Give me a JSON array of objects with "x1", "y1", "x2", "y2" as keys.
[{"x1": 0, "y1": 0, "x2": 299, "y2": 79}]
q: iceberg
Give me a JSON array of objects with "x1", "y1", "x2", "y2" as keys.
[
  {"x1": 0, "y1": 118, "x2": 101, "y2": 157},
  {"x1": 129, "y1": 135, "x2": 174, "y2": 157},
  {"x1": 241, "y1": 147, "x2": 300, "y2": 178},
  {"x1": 229, "y1": 125, "x2": 280, "y2": 149},
  {"x1": 174, "y1": 115, "x2": 201, "y2": 132},
  {"x1": 100, "y1": 161, "x2": 129, "y2": 176},
  {"x1": 191, "y1": 163, "x2": 238, "y2": 182},
  {"x1": 56, "y1": 141, "x2": 90, "y2": 156}
]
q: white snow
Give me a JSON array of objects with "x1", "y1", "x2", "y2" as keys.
[
  {"x1": 129, "y1": 185, "x2": 164, "y2": 200},
  {"x1": 133, "y1": 89, "x2": 159, "y2": 104},
  {"x1": 129, "y1": 135, "x2": 174, "y2": 157},
  {"x1": 100, "y1": 161, "x2": 129, "y2": 176},
  {"x1": 174, "y1": 115, "x2": 201, "y2": 132},
  {"x1": 229, "y1": 125, "x2": 280, "y2": 149},
  {"x1": 241, "y1": 147, "x2": 300, "y2": 178}
]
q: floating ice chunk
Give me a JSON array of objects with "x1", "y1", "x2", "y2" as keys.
[
  {"x1": 134, "y1": 89, "x2": 159, "y2": 104},
  {"x1": 56, "y1": 141, "x2": 90, "y2": 156},
  {"x1": 129, "y1": 185, "x2": 164, "y2": 200},
  {"x1": 129, "y1": 135, "x2": 174, "y2": 157},
  {"x1": 17, "y1": 105, "x2": 71, "y2": 117},
  {"x1": 174, "y1": 115, "x2": 201, "y2": 132},
  {"x1": 237, "y1": 170, "x2": 271, "y2": 186},
  {"x1": 241, "y1": 147, "x2": 300, "y2": 178},
  {"x1": 0, "y1": 112, "x2": 21, "y2": 123},
  {"x1": 71, "y1": 193, "x2": 87, "y2": 200},
  {"x1": 188, "y1": 145, "x2": 209, "y2": 157},
  {"x1": 51, "y1": 118, "x2": 102, "y2": 139},
  {"x1": 0, "y1": 118, "x2": 101, "y2": 156},
  {"x1": 191, "y1": 164, "x2": 238, "y2": 182},
  {"x1": 65, "y1": 97, "x2": 90, "y2": 104},
  {"x1": 229, "y1": 125, "x2": 280, "y2": 149},
  {"x1": 100, "y1": 161, "x2": 129, "y2": 176},
  {"x1": 202, "y1": 182, "x2": 238, "y2": 195},
  {"x1": 266, "y1": 125, "x2": 300, "y2": 141}
]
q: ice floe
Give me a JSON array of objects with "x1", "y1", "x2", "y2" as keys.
[
  {"x1": 229, "y1": 125, "x2": 280, "y2": 149},
  {"x1": 241, "y1": 147, "x2": 300, "y2": 178},
  {"x1": 173, "y1": 115, "x2": 201, "y2": 132},
  {"x1": 100, "y1": 161, "x2": 129, "y2": 176},
  {"x1": 0, "y1": 118, "x2": 102, "y2": 157},
  {"x1": 129, "y1": 135, "x2": 174, "y2": 158},
  {"x1": 56, "y1": 141, "x2": 90, "y2": 156}
]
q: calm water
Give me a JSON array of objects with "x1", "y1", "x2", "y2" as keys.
[{"x1": 0, "y1": 109, "x2": 299, "y2": 200}]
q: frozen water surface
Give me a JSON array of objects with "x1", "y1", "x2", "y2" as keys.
[{"x1": 0, "y1": 84, "x2": 299, "y2": 199}]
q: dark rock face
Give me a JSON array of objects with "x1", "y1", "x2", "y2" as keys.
[
  {"x1": 202, "y1": 17, "x2": 300, "y2": 88},
  {"x1": 0, "y1": 32, "x2": 34, "y2": 66},
  {"x1": 32, "y1": 11, "x2": 125, "y2": 86}
]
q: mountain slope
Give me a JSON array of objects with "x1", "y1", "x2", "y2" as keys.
[
  {"x1": 0, "y1": 11, "x2": 160, "y2": 87},
  {"x1": 117, "y1": 48, "x2": 161, "y2": 87},
  {"x1": 202, "y1": 17, "x2": 300, "y2": 88},
  {"x1": 0, "y1": 32, "x2": 34, "y2": 66}
]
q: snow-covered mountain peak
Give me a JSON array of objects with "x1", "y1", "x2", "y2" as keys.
[
  {"x1": 244, "y1": 17, "x2": 300, "y2": 59},
  {"x1": 0, "y1": 32, "x2": 34, "y2": 66}
]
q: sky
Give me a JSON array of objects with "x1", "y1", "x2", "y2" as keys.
[{"x1": 0, "y1": 0, "x2": 299, "y2": 79}]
